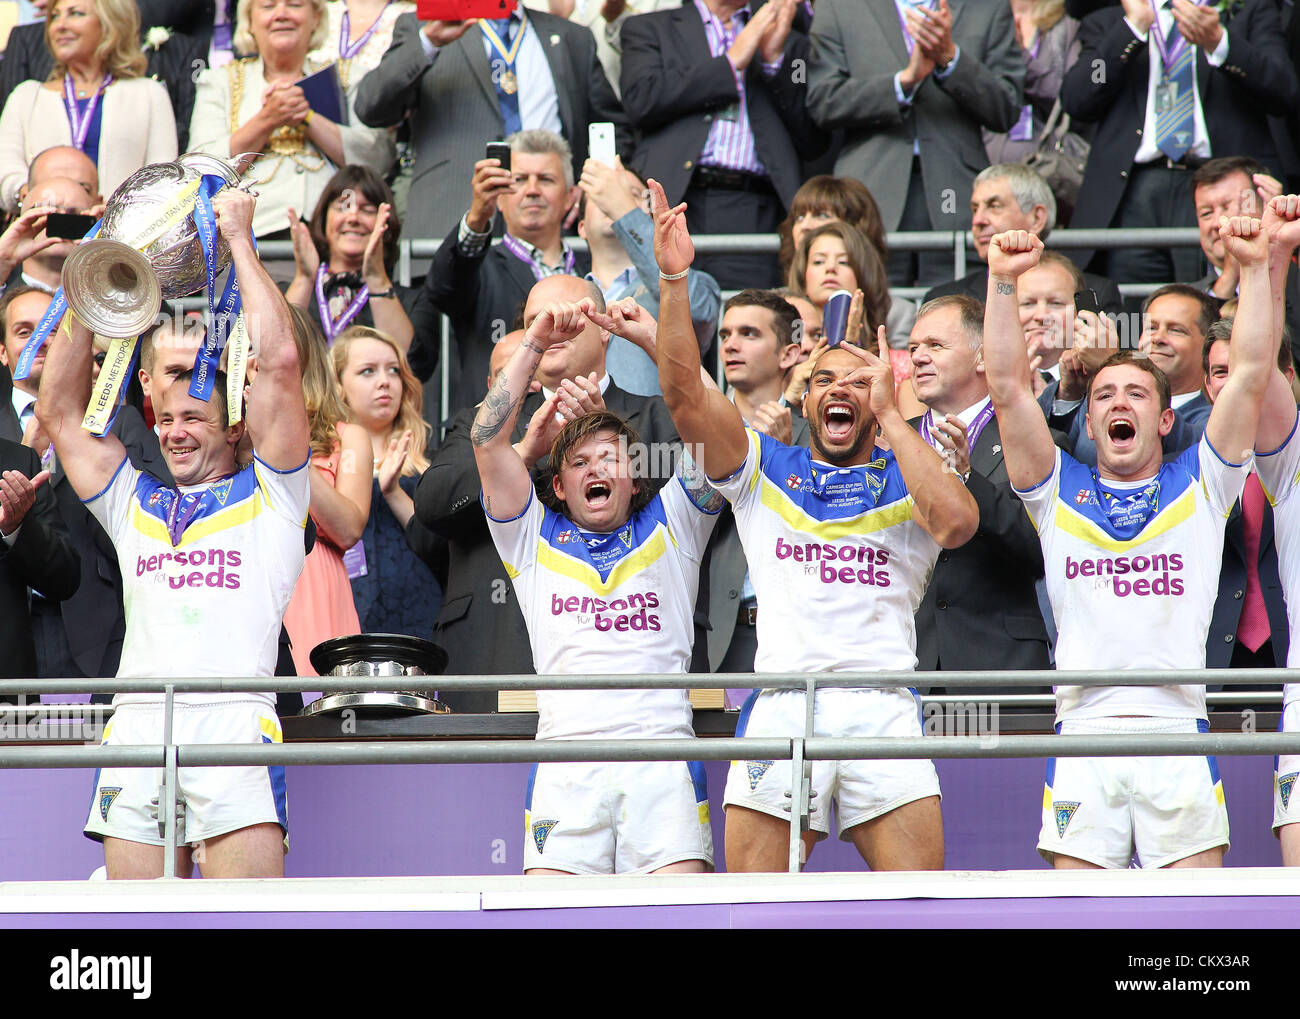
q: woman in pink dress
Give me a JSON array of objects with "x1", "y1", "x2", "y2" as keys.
[{"x1": 282, "y1": 306, "x2": 373, "y2": 675}]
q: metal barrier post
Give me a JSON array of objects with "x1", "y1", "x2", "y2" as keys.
[
  {"x1": 439, "y1": 312, "x2": 451, "y2": 439},
  {"x1": 397, "y1": 239, "x2": 411, "y2": 289},
  {"x1": 161, "y1": 683, "x2": 177, "y2": 879},
  {"x1": 952, "y1": 231, "x2": 966, "y2": 280},
  {"x1": 788, "y1": 737, "x2": 804, "y2": 874}
]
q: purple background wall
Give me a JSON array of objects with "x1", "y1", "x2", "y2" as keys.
[{"x1": 0, "y1": 752, "x2": 1280, "y2": 879}]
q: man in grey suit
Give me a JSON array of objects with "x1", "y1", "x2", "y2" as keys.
[
  {"x1": 354, "y1": 11, "x2": 629, "y2": 261},
  {"x1": 807, "y1": 0, "x2": 1024, "y2": 286}
]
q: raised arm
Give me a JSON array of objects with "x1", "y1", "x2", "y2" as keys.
[
  {"x1": 1258, "y1": 194, "x2": 1300, "y2": 452},
  {"x1": 471, "y1": 302, "x2": 584, "y2": 520},
  {"x1": 1206, "y1": 215, "x2": 1272, "y2": 463},
  {"x1": 983, "y1": 230, "x2": 1059, "y2": 491},
  {"x1": 217, "y1": 190, "x2": 311, "y2": 471},
  {"x1": 34, "y1": 313, "x2": 128, "y2": 501},
  {"x1": 648, "y1": 179, "x2": 748, "y2": 480},
  {"x1": 845, "y1": 329, "x2": 977, "y2": 549}
]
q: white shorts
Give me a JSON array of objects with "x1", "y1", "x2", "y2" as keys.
[
  {"x1": 84, "y1": 701, "x2": 288, "y2": 848},
  {"x1": 523, "y1": 760, "x2": 713, "y2": 875},
  {"x1": 723, "y1": 688, "x2": 941, "y2": 840},
  {"x1": 1273, "y1": 701, "x2": 1300, "y2": 831},
  {"x1": 1038, "y1": 716, "x2": 1228, "y2": 869}
]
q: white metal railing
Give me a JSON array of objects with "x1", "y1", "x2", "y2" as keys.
[{"x1": 1, "y1": 668, "x2": 1293, "y2": 876}]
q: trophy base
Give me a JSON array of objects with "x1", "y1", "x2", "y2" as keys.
[{"x1": 300, "y1": 692, "x2": 451, "y2": 718}]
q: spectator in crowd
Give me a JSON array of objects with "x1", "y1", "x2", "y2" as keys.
[
  {"x1": 0, "y1": 2, "x2": 208, "y2": 151},
  {"x1": 787, "y1": 221, "x2": 911, "y2": 348},
  {"x1": 425, "y1": 130, "x2": 590, "y2": 416},
  {"x1": 620, "y1": 0, "x2": 825, "y2": 289},
  {"x1": 650, "y1": 179, "x2": 977, "y2": 872},
  {"x1": 776, "y1": 175, "x2": 887, "y2": 280},
  {"x1": 568, "y1": 0, "x2": 679, "y2": 99},
  {"x1": 907, "y1": 294, "x2": 1056, "y2": 676},
  {"x1": 282, "y1": 306, "x2": 369, "y2": 675},
  {"x1": 331, "y1": 324, "x2": 444, "y2": 639},
  {"x1": 38, "y1": 187, "x2": 310, "y2": 878},
  {"x1": 1060, "y1": 0, "x2": 1298, "y2": 283},
  {"x1": 1018, "y1": 250, "x2": 1087, "y2": 391},
  {"x1": 808, "y1": 0, "x2": 1023, "y2": 287},
  {"x1": 413, "y1": 273, "x2": 679, "y2": 711},
  {"x1": 1, "y1": 175, "x2": 94, "y2": 293},
  {"x1": 0, "y1": 431, "x2": 78, "y2": 695},
  {"x1": 1045, "y1": 283, "x2": 1211, "y2": 464},
  {"x1": 1203, "y1": 317, "x2": 1291, "y2": 669},
  {"x1": 316, "y1": 0, "x2": 414, "y2": 90},
  {"x1": 924, "y1": 165, "x2": 1124, "y2": 318},
  {"x1": 189, "y1": 0, "x2": 396, "y2": 243},
  {"x1": 1185, "y1": 156, "x2": 1300, "y2": 360},
  {"x1": 353, "y1": 6, "x2": 627, "y2": 258},
  {"x1": 579, "y1": 155, "x2": 719, "y2": 396},
  {"x1": 0, "y1": 0, "x2": 177, "y2": 213},
  {"x1": 285, "y1": 164, "x2": 439, "y2": 380},
  {"x1": 984, "y1": 1, "x2": 1081, "y2": 171},
  {"x1": 982, "y1": 218, "x2": 1275, "y2": 870},
  {"x1": 21, "y1": 143, "x2": 100, "y2": 205}
]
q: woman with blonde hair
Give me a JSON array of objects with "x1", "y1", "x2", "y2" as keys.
[
  {"x1": 188, "y1": 0, "x2": 395, "y2": 244},
  {"x1": 282, "y1": 305, "x2": 372, "y2": 675},
  {"x1": 0, "y1": 0, "x2": 177, "y2": 211},
  {"x1": 331, "y1": 324, "x2": 444, "y2": 637}
]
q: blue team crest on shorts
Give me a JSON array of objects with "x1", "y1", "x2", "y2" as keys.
[
  {"x1": 746, "y1": 760, "x2": 774, "y2": 791},
  {"x1": 531, "y1": 818, "x2": 559, "y2": 854},
  {"x1": 1053, "y1": 801, "x2": 1080, "y2": 838},
  {"x1": 99, "y1": 786, "x2": 123, "y2": 821},
  {"x1": 1279, "y1": 773, "x2": 1298, "y2": 811}
]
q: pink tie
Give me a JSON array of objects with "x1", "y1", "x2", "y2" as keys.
[{"x1": 1237, "y1": 472, "x2": 1269, "y2": 653}]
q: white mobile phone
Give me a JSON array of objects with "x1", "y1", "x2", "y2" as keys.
[{"x1": 588, "y1": 122, "x2": 616, "y2": 167}]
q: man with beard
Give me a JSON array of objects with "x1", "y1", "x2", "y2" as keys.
[{"x1": 649, "y1": 179, "x2": 978, "y2": 872}]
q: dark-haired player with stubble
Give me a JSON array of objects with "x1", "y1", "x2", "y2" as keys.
[
  {"x1": 982, "y1": 217, "x2": 1276, "y2": 871},
  {"x1": 649, "y1": 178, "x2": 978, "y2": 874},
  {"x1": 472, "y1": 296, "x2": 723, "y2": 875}
]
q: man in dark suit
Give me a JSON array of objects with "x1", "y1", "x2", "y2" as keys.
[
  {"x1": 0, "y1": 17, "x2": 209, "y2": 152},
  {"x1": 619, "y1": 0, "x2": 824, "y2": 289},
  {"x1": 425, "y1": 130, "x2": 592, "y2": 418},
  {"x1": 1060, "y1": 0, "x2": 1298, "y2": 283},
  {"x1": 1204, "y1": 319, "x2": 1292, "y2": 667},
  {"x1": 354, "y1": 10, "x2": 628, "y2": 257},
  {"x1": 0, "y1": 435, "x2": 79, "y2": 697},
  {"x1": 1185, "y1": 155, "x2": 1300, "y2": 361},
  {"x1": 923, "y1": 165, "x2": 1124, "y2": 318},
  {"x1": 906, "y1": 294, "x2": 1055, "y2": 675},
  {"x1": 808, "y1": 0, "x2": 1024, "y2": 286},
  {"x1": 413, "y1": 274, "x2": 680, "y2": 712}
]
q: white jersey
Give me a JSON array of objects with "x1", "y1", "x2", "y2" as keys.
[
  {"x1": 1253, "y1": 409, "x2": 1300, "y2": 706},
  {"x1": 1017, "y1": 439, "x2": 1248, "y2": 721},
  {"x1": 709, "y1": 429, "x2": 941, "y2": 674},
  {"x1": 485, "y1": 470, "x2": 720, "y2": 741},
  {"x1": 85, "y1": 454, "x2": 310, "y2": 708}
]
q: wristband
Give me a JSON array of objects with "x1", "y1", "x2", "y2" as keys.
[
  {"x1": 303, "y1": 109, "x2": 314, "y2": 126},
  {"x1": 659, "y1": 268, "x2": 689, "y2": 281},
  {"x1": 369, "y1": 288, "x2": 396, "y2": 299}
]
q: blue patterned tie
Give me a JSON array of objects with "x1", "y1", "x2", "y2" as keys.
[
  {"x1": 1155, "y1": 1, "x2": 1196, "y2": 161},
  {"x1": 487, "y1": 17, "x2": 522, "y2": 137}
]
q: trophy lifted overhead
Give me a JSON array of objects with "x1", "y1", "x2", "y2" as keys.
[{"x1": 12, "y1": 153, "x2": 253, "y2": 433}]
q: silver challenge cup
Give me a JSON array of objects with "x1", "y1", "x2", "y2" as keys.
[{"x1": 61, "y1": 153, "x2": 243, "y2": 338}]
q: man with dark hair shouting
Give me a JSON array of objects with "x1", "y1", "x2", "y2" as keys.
[
  {"x1": 472, "y1": 296, "x2": 722, "y2": 875},
  {"x1": 981, "y1": 216, "x2": 1275, "y2": 870},
  {"x1": 648, "y1": 178, "x2": 978, "y2": 873}
]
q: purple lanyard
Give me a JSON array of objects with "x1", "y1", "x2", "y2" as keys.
[
  {"x1": 1149, "y1": 0, "x2": 1195, "y2": 73},
  {"x1": 165, "y1": 490, "x2": 211, "y2": 547},
  {"x1": 315, "y1": 264, "x2": 370, "y2": 343},
  {"x1": 1027, "y1": 31, "x2": 1043, "y2": 62},
  {"x1": 920, "y1": 401, "x2": 996, "y2": 455},
  {"x1": 339, "y1": 2, "x2": 391, "y2": 60},
  {"x1": 62, "y1": 74, "x2": 111, "y2": 152},
  {"x1": 501, "y1": 235, "x2": 575, "y2": 282}
]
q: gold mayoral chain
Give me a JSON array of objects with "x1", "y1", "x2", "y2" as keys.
[
  {"x1": 227, "y1": 58, "x2": 325, "y2": 183},
  {"x1": 480, "y1": 15, "x2": 525, "y2": 96}
]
